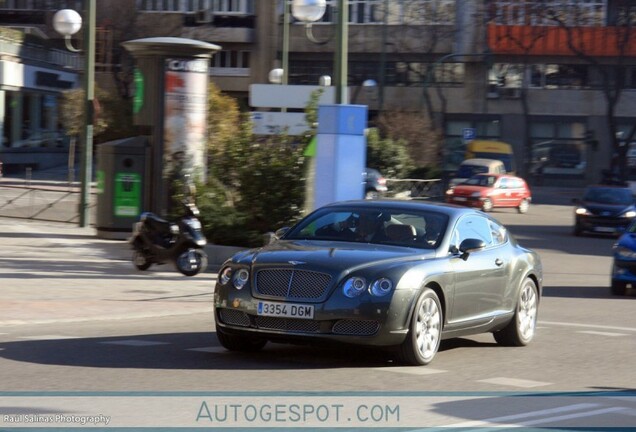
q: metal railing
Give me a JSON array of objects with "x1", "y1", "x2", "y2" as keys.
[
  {"x1": 385, "y1": 178, "x2": 445, "y2": 200},
  {"x1": 0, "y1": 170, "x2": 95, "y2": 223}
]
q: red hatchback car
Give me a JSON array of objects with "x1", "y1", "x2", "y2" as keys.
[{"x1": 446, "y1": 173, "x2": 532, "y2": 213}]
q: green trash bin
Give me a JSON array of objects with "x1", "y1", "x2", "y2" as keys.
[{"x1": 96, "y1": 136, "x2": 149, "y2": 240}]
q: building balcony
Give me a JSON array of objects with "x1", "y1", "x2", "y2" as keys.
[{"x1": 488, "y1": 24, "x2": 636, "y2": 57}]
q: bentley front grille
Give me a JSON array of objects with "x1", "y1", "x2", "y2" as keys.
[
  {"x1": 254, "y1": 316, "x2": 321, "y2": 333},
  {"x1": 218, "y1": 308, "x2": 250, "y2": 327},
  {"x1": 332, "y1": 320, "x2": 380, "y2": 336},
  {"x1": 255, "y1": 269, "x2": 332, "y2": 300}
]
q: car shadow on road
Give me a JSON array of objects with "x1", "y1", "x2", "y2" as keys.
[
  {"x1": 0, "y1": 333, "x2": 498, "y2": 371},
  {"x1": 503, "y1": 224, "x2": 616, "y2": 257},
  {"x1": 543, "y1": 285, "x2": 636, "y2": 299}
]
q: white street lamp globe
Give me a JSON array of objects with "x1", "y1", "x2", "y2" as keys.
[
  {"x1": 53, "y1": 9, "x2": 82, "y2": 36},
  {"x1": 268, "y1": 68, "x2": 284, "y2": 84},
  {"x1": 291, "y1": 0, "x2": 327, "y2": 23}
]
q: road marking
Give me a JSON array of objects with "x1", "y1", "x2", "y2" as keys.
[
  {"x1": 100, "y1": 340, "x2": 169, "y2": 347},
  {"x1": 541, "y1": 320, "x2": 636, "y2": 332},
  {"x1": 578, "y1": 330, "x2": 629, "y2": 337},
  {"x1": 376, "y1": 367, "x2": 446, "y2": 375},
  {"x1": 18, "y1": 335, "x2": 81, "y2": 340},
  {"x1": 477, "y1": 377, "x2": 551, "y2": 388},
  {"x1": 444, "y1": 404, "x2": 628, "y2": 429},
  {"x1": 188, "y1": 346, "x2": 228, "y2": 354}
]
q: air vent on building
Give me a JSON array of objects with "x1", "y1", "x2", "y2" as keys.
[{"x1": 196, "y1": 9, "x2": 212, "y2": 23}]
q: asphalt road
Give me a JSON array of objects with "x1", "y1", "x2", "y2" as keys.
[{"x1": 0, "y1": 202, "x2": 634, "y2": 429}]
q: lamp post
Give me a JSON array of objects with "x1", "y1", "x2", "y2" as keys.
[
  {"x1": 53, "y1": 1, "x2": 95, "y2": 228},
  {"x1": 291, "y1": 0, "x2": 348, "y2": 104}
]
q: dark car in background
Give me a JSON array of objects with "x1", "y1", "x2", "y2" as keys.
[
  {"x1": 364, "y1": 168, "x2": 388, "y2": 199},
  {"x1": 611, "y1": 221, "x2": 636, "y2": 296},
  {"x1": 573, "y1": 185, "x2": 636, "y2": 236},
  {"x1": 214, "y1": 200, "x2": 542, "y2": 366}
]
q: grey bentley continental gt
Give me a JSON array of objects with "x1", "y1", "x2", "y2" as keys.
[{"x1": 214, "y1": 200, "x2": 542, "y2": 365}]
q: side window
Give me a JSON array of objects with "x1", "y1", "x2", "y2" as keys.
[
  {"x1": 489, "y1": 219, "x2": 507, "y2": 246},
  {"x1": 453, "y1": 215, "x2": 493, "y2": 248},
  {"x1": 499, "y1": 178, "x2": 510, "y2": 189}
]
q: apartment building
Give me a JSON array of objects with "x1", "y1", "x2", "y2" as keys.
[{"x1": 2, "y1": 0, "x2": 635, "y2": 185}]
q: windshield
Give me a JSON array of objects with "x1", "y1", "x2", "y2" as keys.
[
  {"x1": 284, "y1": 207, "x2": 449, "y2": 249},
  {"x1": 463, "y1": 175, "x2": 497, "y2": 187},
  {"x1": 473, "y1": 153, "x2": 513, "y2": 172},
  {"x1": 584, "y1": 187, "x2": 634, "y2": 205},
  {"x1": 456, "y1": 164, "x2": 489, "y2": 179}
]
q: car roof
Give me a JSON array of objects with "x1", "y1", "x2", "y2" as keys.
[{"x1": 321, "y1": 199, "x2": 477, "y2": 217}]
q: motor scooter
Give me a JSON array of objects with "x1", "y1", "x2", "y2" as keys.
[{"x1": 130, "y1": 187, "x2": 208, "y2": 277}]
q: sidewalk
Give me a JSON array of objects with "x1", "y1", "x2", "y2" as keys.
[{"x1": 0, "y1": 217, "x2": 222, "y2": 326}]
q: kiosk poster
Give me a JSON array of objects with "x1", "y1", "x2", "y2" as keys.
[{"x1": 163, "y1": 58, "x2": 209, "y2": 182}]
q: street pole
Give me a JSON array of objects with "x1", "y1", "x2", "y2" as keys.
[
  {"x1": 334, "y1": 0, "x2": 348, "y2": 104},
  {"x1": 79, "y1": 0, "x2": 95, "y2": 227},
  {"x1": 282, "y1": 0, "x2": 290, "y2": 86}
]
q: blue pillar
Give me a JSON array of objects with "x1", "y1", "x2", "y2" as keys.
[{"x1": 313, "y1": 104, "x2": 367, "y2": 209}]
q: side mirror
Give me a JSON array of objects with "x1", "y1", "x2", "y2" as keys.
[{"x1": 458, "y1": 238, "x2": 486, "y2": 261}]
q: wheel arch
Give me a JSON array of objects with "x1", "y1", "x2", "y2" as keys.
[{"x1": 404, "y1": 280, "x2": 447, "y2": 330}]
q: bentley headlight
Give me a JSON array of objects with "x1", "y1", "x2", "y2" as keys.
[
  {"x1": 232, "y1": 268, "x2": 250, "y2": 289},
  {"x1": 575, "y1": 207, "x2": 590, "y2": 215},
  {"x1": 219, "y1": 267, "x2": 233, "y2": 285},
  {"x1": 370, "y1": 278, "x2": 393, "y2": 297},
  {"x1": 614, "y1": 246, "x2": 636, "y2": 259},
  {"x1": 623, "y1": 210, "x2": 636, "y2": 218},
  {"x1": 343, "y1": 277, "x2": 367, "y2": 298}
]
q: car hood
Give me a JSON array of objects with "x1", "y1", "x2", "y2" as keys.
[
  {"x1": 580, "y1": 201, "x2": 635, "y2": 216},
  {"x1": 230, "y1": 240, "x2": 434, "y2": 273}
]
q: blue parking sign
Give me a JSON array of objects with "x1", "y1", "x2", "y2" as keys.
[{"x1": 463, "y1": 128, "x2": 476, "y2": 142}]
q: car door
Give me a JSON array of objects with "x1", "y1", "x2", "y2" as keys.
[
  {"x1": 496, "y1": 177, "x2": 515, "y2": 207},
  {"x1": 448, "y1": 214, "x2": 509, "y2": 324}
]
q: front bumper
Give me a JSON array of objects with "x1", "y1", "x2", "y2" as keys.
[
  {"x1": 213, "y1": 288, "x2": 418, "y2": 347},
  {"x1": 576, "y1": 216, "x2": 632, "y2": 235},
  {"x1": 446, "y1": 196, "x2": 483, "y2": 208},
  {"x1": 612, "y1": 258, "x2": 636, "y2": 283}
]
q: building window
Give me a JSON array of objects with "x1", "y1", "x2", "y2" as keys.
[
  {"x1": 303, "y1": 0, "x2": 454, "y2": 25},
  {"x1": 490, "y1": 1, "x2": 605, "y2": 26},
  {"x1": 214, "y1": 0, "x2": 254, "y2": 14},
  {"x1": 210, "y1": 49, "x2": 250, "y2": 75},
  {"x1": 530, "y1": 120, "x2": 586, "y2": 177}
]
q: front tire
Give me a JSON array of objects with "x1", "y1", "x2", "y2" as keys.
[
  {"x1": 397, "y1": 288, "x2": 443, "y2": 365},
  {"x1": 518, "y1": 198, "x2": 530, "y2": 214},
  {"x1": 611, "y1": 280, "x2": 627, "y2": 296},
  {"x1": 494, "y1": 278, "x2": 538, "y2": 346},
  {"x1": 132, "y1": 250, "x2": 152, "y2": 271},
  {"x1": 216, "y1": 326, "x2": 267, "y2": 352},
  {"x1": 176, "y1": 248, "x2": 208, "y2": 276}
]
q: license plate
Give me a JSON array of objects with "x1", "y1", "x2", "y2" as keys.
[
  {"x1": 594, "y1": 226, "x2": 615, "y2": 233},
  {"x1": 257, "y1": 301, "x2": 314, "y2": 319},
  {"x1": 453, "y1": 197, "x2": 467, "y2": 202}
]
